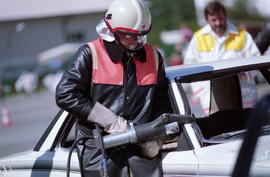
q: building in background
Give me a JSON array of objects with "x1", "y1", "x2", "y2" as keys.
[{"x1": 0, "y1": 0, "x2": 112, "y2": 89}]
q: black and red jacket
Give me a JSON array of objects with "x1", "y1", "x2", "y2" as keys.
[{"x1": 55, "y1": 38, "x2": 172, "y2": 130}]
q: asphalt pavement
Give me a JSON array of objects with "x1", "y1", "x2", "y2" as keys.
[{"x1": 0, "y1": 90, "x2": 59, "y2": 157}]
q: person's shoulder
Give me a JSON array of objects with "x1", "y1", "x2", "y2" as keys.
[
  {"x1": 240, "y1": 29, "x2": 254, "y2": 40},
  {"x1": 78, "y1": 44, "x2": 91, "y2": 52},
  {"x1": 83, "y1": 38, "x2": 101, "y2": 50},
  {"x1": 194, "y1": 24, "x2": 211, "y2": 36},
  {"x1": 84, "y1": 38, "x2": 100, "y2": 48},
  {"x1": 194, "y1": 28, "x2": 203, "y2": 35},
  {"x1": 73, "y1": 43, "x2": 93, "y2": 58}
]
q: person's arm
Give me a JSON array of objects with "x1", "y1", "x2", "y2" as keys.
[
  {"x1": 55, "y1": 45, "x2": 94, "y2": 121},
  {"x1": 55, "y1": 44, "x2": 127, "y2": 133},
  {"x1": 183, "y1": 37, "x2": 200, "y2": 64},
  {"x1": 244, "y1": 32, "x2": 261, "y2": 57}
]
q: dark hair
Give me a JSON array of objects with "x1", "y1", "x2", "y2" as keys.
[{"x1": 204, "y1": 1, "x2": 226, "y2": 19}]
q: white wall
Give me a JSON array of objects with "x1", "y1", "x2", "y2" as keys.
[{"x1": 0, "y1": 13, "x2": 104, "y2": 62}]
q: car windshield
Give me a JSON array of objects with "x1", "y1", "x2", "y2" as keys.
[{"x1": 178, "y1": 68, "x2": 270, "y2": 142}]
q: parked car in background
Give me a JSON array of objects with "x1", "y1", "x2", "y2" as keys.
[{"x1": 1, "y1": 56, "x2": 270, "y2": 177}]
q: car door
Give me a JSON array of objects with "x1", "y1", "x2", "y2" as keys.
[{"x1": 232, "y1": 95, "x2": 270, "y2": 177}]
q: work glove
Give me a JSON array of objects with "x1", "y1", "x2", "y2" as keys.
[
  {"x1": 139, "y1": 139, "x2": 164, "y2": 158},
  {"x1": 87, "y1": 102, "x2": 128, "y2": 133}
]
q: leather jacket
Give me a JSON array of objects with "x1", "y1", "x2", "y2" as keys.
[{"x1": 55, "y1": 39, "x2": 172, "y2": 129}]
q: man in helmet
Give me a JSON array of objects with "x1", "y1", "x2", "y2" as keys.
[{"x1": 55, "y1": 0, "x2": 172, "y2": 176}]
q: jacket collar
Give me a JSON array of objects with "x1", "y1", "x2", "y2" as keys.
[{"x1": 103, "y1": 40, "x2": 146, "y2": 63}]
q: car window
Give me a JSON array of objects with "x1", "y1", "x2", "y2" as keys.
[
  {"x1": 179, "y1": 69, "x2": 270, "y2": 140},
  {"x1": 60, "y1": 116, "x2": 76, "y2": 148}
]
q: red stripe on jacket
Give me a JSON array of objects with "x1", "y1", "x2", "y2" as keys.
[{"x1": 88, "y1": 38, "x2": 158, "y2": 86}]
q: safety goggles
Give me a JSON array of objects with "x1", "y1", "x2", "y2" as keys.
[{"x1": 114, "y1": 31, "x2": 147, "y2": 51}]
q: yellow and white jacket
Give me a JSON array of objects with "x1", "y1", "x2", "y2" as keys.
[{"x1": 184, "y1": 21, "x2": 260, "y2": 116}]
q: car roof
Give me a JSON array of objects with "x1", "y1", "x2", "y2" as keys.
[{"x1": 165, "y1": 55, "x2": 270, "y2": 82}]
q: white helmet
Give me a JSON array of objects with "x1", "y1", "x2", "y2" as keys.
[{"x1": 105, "y1": 0, "x2": 151, "y2": 35}]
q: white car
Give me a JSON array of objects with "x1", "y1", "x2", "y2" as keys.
[{"x1": 1, "y1": 56, "x2": 270, "y2": 177}]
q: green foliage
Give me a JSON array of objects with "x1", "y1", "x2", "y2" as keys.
[
  {"x1": 146, "y1": 0, "x2": 266, "y2": 59},
  {"x1": 147, "y1": 0, "x2": 198, "y2": 46},
  {"x1": 225, "y1": 0, "x2": 266, "y2": 23}
]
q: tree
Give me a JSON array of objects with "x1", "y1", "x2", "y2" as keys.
[
  {"x1": 226, "y1": 0, "x2": 265, "y2": 22},
  {"x1": 224, "y1": 0, "x2": 265, "y2": 38},
  {"x1": 147, "y1": 0, "x2": 197, "y2": 45}
]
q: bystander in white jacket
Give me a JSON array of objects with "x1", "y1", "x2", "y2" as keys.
[{"x1": 184, "y1": 20, "x2": 260, "y2": 116}]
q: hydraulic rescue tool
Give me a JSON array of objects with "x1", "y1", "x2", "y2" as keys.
[{"x1": 67, "y1": 113, "x2": 195, "y2": 177}]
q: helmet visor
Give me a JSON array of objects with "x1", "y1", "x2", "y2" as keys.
[
  {"x1": 96, "y1": 19, "x2": 115, "y2": 42},
  {"x1": 115, "y1": 31, "x2": 147, "y2": 51}
]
